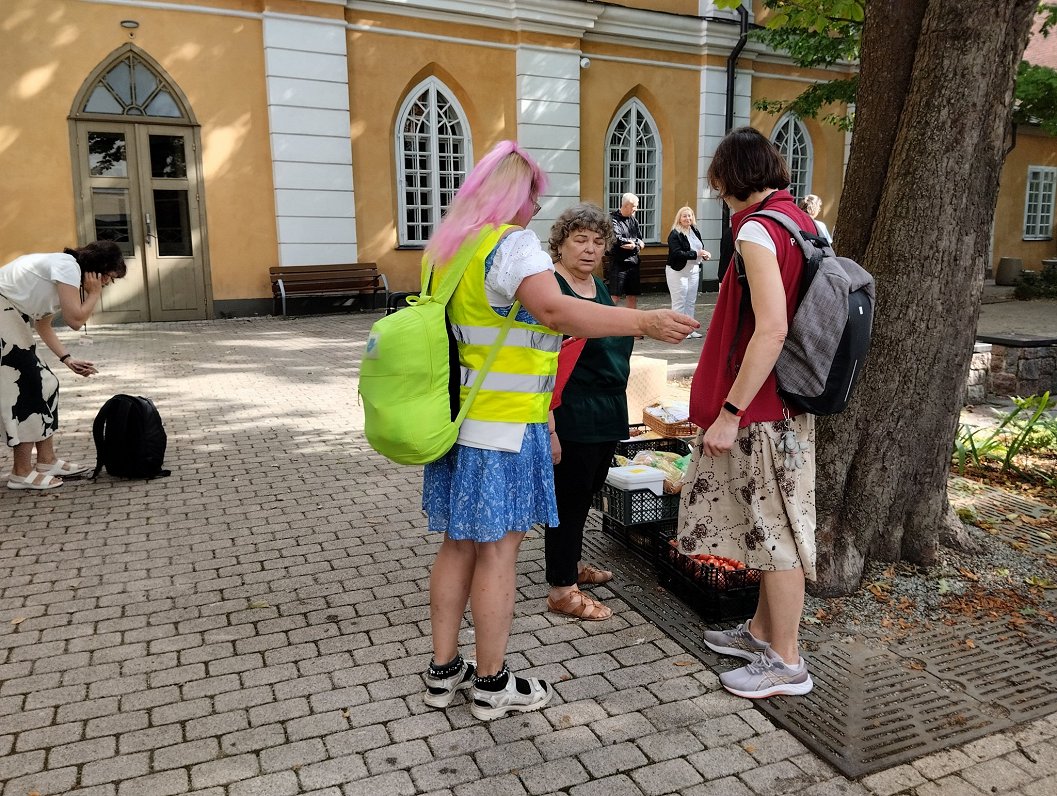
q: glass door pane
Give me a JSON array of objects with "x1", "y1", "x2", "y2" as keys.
[
  {"x1": 153, "y1": 189, "x2": 192, "y2": 256},
  {"x1": 88, "y1": 132, "x2": 128, "y2": 177},
  {"x1": 91, "y1": 188, "x2": 134, "y2": 255}
]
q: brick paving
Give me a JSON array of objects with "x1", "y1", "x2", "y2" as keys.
[{"x1": 1, "y1": 311, "x2": 1055, "y2": 796}]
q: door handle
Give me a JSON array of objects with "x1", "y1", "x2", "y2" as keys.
[{"x1": 145, "y1": 212, "x2": 154, "y2": 244}]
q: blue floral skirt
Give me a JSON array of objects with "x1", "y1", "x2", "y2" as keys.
[{"x1": 422, "y1": 423, "x2": 558, "y2": 542}]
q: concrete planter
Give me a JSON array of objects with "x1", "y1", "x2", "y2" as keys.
[{"x1": 995, "y1": 257, "x2": 1023, "y2": 286}]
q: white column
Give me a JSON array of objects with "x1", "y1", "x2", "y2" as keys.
[
  {"x1": 263, "y1": 14, "x2": 357, "y2": 266},
  {"x1": 516, "y1": 46, "x2": 582, "y2": 239},
  {"x1": 697, "y1": 64, "x2": 751, "y2": 280}
]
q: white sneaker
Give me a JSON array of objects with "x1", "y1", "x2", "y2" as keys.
[
  {"x1": 423, "y1": 658, "x2": 476, "y2": 708},
  {"x1": 470, "y1": 669, "x2": 553, "y2": 720},
  {"x1": 719, "y1": 647, "x2": 813, "y2": 699}
]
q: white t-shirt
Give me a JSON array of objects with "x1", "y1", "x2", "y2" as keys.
[
  {"x1": 458, "y1": 229, "x2": 555, "y2": 453},
  {"x1": 0, "y1": 252, "x2": 81, "y2": 319},
  {"x1": 686, "y1": 227, "x2": 703, "y2": 255},
  {"x1": 735, "y1": 220, "x2": 778, "y2": 256}
]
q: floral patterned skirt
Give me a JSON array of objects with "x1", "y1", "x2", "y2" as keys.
[
  {"x1": 422, "y1": 423, "x2": 558, "y2": 543},
  {"x1": 677, "y1": 415, "x2": 817, "y2": 581},
  {"x1": 1, "y1": 295, "x2": 59, "y2": 448}
]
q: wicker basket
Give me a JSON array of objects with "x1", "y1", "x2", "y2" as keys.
[{"x1": 642, "y1": 404, "x2": 695, "y2": 438}]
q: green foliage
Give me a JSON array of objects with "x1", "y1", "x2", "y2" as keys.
[
  {"x1": 755, "y1": 77, "x2": 858, "y2": 131},
  {"x1": 1013, "y1": 266, "x2": 1057, "y2": 300},
  {"x1": 714, "y1": 0, "x2": 1057, "y2": 135},
  {"x1": 1014, "y1": 62, "x2": 1057, "y2": 136},
  {"x1": 953, "y1": 392, "x2": 1057, "y2": 478},
  {"x1": 1042, "y1": 3, "x2": 1057, "y2": 36}
]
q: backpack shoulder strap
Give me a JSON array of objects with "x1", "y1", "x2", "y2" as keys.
[
  {"x1": 91, "y1": 394, "x2": 131, "y2": 479},
  {"x1": 453, "y1": 301, "x2": 521, "y2": 425},
  {"x1": 422, "y1": 226, "x2": 509, "y2": 306},
  {"x1": 747, "y1": 209, "x2": 829, "y2": 262}
]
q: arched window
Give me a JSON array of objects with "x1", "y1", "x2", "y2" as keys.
[
  {"x1": 606, "y1": 100, "x2": 661, "y2": 242},
  {"x1": 396, "y1": 78, "x2": 471, "y2": 246},
  {"x1": 770, "y1": 114, "x2": 813, "y2": 201},
  {"x1": 80, "y1": 51, "x2": 187, "y2": 120}
]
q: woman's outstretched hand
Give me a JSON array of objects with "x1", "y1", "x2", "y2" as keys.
[
  {"x1": 641, "y1": 310, "x2": 700, "y2": 343},
  {"x1": 65, "y1": 358, "x2": 98, "y2": 377}
]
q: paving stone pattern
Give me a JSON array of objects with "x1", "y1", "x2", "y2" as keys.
[{"x1": 1, "y1": 314, "x2": 1055, "y2": 796}]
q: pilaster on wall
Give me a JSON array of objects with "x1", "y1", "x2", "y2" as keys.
[
  {"x1": 263, "y1": 14, "x2": 357, "y2": 266},
  {"x1": 697, "y1": 64, "x2": 751, "y2": 279},
  {"x1": 516, "y1": 47, "x2": 582, "y2": 239}
]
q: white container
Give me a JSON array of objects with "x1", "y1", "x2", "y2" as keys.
[{"x1": 605, "y1": 465, "x2": 665, "y2": 496}]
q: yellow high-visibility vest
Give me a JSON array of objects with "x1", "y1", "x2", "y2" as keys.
[{"x1": 442, "y1": 226, "x2": 562, "y2": 424}]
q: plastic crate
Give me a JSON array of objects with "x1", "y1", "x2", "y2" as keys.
[
  {"x1": 592, "y1": 481, "x2": 680, "y2": 526},
  {"x1": 656, "y1": 533, "x2": 761, "y2": 622},
  {"x1": 615, "y1": 435, "x2": 691, "y2": 460},
  {"x1": 600, "y1": 515, "x2": 675, "y2": 561}
]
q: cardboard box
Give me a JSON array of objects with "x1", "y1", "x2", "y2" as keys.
[{"x1": 625, "y1": 355, "x2": 667, "y2": 424}]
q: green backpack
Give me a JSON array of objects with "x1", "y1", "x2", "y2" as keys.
[{"x1": 358, "y1": 228, "x2": 519, "y2": 465}]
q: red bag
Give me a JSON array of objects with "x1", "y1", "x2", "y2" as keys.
[{"x1": 549, "y1": 337, "x2": 587, "y2": 410}]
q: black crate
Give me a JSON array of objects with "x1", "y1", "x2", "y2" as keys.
[
  {"x1": 656, "y1": 533, "x2": 761, "y2": 623},
  {"x1": 615, "y1": 434, "x2": 692, "y2": 460},
  {"x1": 592, "y1": 481, "x2": 679, "y2": 526},
  {"x1": 600, "y1": 515, "x2": 675, "y2": 561}
]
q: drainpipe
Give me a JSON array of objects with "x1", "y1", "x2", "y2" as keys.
[{"x1": 718, "y1": 4, "x2": 751, "y2": 281}]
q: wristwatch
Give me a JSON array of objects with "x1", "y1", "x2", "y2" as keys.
[{"x1": 722, "y1": 401, "x2": 745, "y2": 417}]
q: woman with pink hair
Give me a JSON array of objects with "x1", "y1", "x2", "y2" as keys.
[{"x1": 421, "y1": 140, "x2": 698, "y2": 720}]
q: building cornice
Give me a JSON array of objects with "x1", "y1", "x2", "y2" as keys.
[{"x1": 345, "y1": 0, "x2": 603, "y2": 37}]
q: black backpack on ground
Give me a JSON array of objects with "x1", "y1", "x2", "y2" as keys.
[
  {"x1": 734, "y1": 208, "x2": 875, "y2": 416},
  {"x1": 91, "y1": 394, "x2": 171, "y2": 479}
]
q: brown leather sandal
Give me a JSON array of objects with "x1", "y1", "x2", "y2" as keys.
[
  {"x1": 547, "y1": 590, "x2": 613, "y2": 621},
  {"x1": 577, "y1": 565, "x2": 613, "y2": 585}
]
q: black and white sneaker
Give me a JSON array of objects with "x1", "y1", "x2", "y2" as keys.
[{"x1": 423, "y1": 657, "x2": 476, "y2": 708}]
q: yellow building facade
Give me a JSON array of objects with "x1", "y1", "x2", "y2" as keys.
[{"x1": 1, "y1": 0, "x2": 1052, "y2": 321}]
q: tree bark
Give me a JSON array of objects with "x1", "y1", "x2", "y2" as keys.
[
  {"x1": 834, "y1": 0, "x2": 927, "y2": 263},
  {"x1": 814, "y1": 0, "x2": 1038, "y2": 595}
]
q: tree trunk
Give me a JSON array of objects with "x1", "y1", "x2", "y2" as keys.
[
  {"x1": 834, "y1": 0, "x2": 927, "y2": 263},
  {"x1": 814, "y1": 0, "x2": 1038, "y2": 595}
]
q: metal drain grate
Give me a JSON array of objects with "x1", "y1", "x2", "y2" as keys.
[
  {"x1": 950, "y1": 475, "x2": 1057, "y2": 557},
  {"x1": 582, "y1": 512, "x2": 1057, "y2": 779}
]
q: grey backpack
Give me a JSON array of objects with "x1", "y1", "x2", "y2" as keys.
[{"x1": 735, "y1": 210, "x2": 875, "y2": 416}]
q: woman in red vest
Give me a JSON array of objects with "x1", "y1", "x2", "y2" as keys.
[{"x1": 679, "y1": 127, "x2": 817, "y2": 699}]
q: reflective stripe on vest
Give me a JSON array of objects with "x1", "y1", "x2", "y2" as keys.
[
  {"x1": 460, "y1": 368, "x2": 556, "y2": 394},
  {"x1": 441, "y1": 225, "x2": 561, "y2": 424},
  {"x1": 451, "y1": 324, "x2": 563, "y2": 353}
]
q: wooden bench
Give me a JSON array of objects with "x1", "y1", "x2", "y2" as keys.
[
  {"x1": 602, "y1": 252, "x2": 669, "y2": 291},
  {"x1": 269, "y1": 263, "x2": 389, "y2": 316},
  {"x1": 638, "y1": 252, "x2": 668, "y2": 290}
]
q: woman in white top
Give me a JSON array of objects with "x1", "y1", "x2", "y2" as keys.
[
  {"x1": 665, "y1": 206, "x2": 711, "y2": 338},
  {"x1": 0, "y1": 240, "x2": 126, "y2": 489},
  {"x1": 798, "y1": 194, "x2": 832, "y2": 243}
]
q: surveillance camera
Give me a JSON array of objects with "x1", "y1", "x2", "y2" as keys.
[{"x1": 579, "y1": 57, "x2": 591, "y2": 69}]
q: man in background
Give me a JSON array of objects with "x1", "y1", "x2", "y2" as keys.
[{"x1": 607, "y1": 193, "x2": 644, "y2": 309}]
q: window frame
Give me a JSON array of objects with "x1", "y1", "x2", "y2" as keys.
[
  {"x1": 770, "y1": 113, "x2": 813, "y2": 202},
  {"x1": 605, "y1": 99, "x2": 663, "y2": 243},
  {"x1": 394, "y1": 77, "x2": 472, "y2": 248},
  {"x1": 1023, "y1": 165, "x2": 1056, "y2": 241}
]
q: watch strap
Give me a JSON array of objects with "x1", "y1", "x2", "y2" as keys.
[{"x1": 722, "y1": 401, "x2": 745, "y2": 417}]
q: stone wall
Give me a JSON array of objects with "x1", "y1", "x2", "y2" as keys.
[
  {"x1": 988, "y1": 343, "x2": 1057, "y2": 398},
  {"x1": 967, "y1": 343, "x2": 991, "y2": 404}
]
